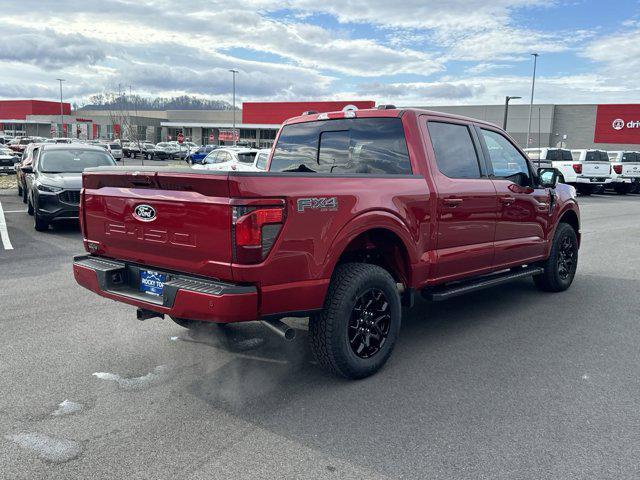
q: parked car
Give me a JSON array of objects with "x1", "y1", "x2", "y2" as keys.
[
  {"x1": 606, "y1": 151, "x2": 640, "y2": 194},
  {"x1": 16, "y1": 143, "x2": 44, "y2": 201},
  {"x1": 103, "y1": 142, "x2": 123, "y2": 161},
  {"x1": 188, "y1": 145, "x2": 219, "y2": 164},
  {"x1": 45, "y1": 137, "x2": 74, "y2": 144},
  {"x1": 0, "y1": 147, "x2": 17, "y2": 174},
  {"x1": 8, "y1": 137, "x2": 35, "y2": 153},
  {"x1": 152, "y1": 142, "x2": 177, "y2": 160},
  {"x1": 73, "y1": 107, "x2": 580, "y2": 379},
  {"x1": 191, "y1": 147, "x2": 259, "y2": 171},
  {"x1": 166, "y1": 141, "x2": 190, "y2": 160},
  {"x1": 22, "y1": 144, "x2": 116, "y2": 231},
  {"x1": 139, "y1": 142, "x2": 159, "y2": 160},
  {"x1": 123, "y1": 142, "x2": 142, "y2": 158}
]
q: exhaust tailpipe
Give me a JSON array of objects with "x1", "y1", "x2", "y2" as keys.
[
  {"x1": 261, "y1": 319, "x2": 295, "y2": 341},
  {"x1": 136, "y1": 308, "x2": 164, "y2": 321}
]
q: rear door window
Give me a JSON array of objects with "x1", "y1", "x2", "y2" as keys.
[
  {"x1": 427, "y1": 122, "x2": 481, "y2": 179},
  {"x1": 270, "y1": 118, "x2": 411, "y2": 174}
]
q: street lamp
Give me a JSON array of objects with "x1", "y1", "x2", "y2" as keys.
[
  {"x1": 503, "y1": 96, "x2": 522, "y2": 130},
  {"x1": 526, "y1": 53, "x2": 539, "y2": 147},
  {"x1": 229, "y1": 69, "x2": 239, "y2": 146},
  {"x1": 56, "y1": 78, "x2": 65, "y2": 137}
]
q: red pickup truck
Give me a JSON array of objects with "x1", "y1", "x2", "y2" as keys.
[{"x1": 73, "y1": 107, "x2": 580, "y2": 379}]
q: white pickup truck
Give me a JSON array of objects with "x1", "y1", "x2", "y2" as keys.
[
  {"x1": 524, "y1": 148, "x2": 612, "y2": 195},
  {"x1": 607, "y1": 151, "x2": 640, "y2": 194}
]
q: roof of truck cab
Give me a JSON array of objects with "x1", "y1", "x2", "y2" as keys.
[{"x1": 283, "y1": 107, "x2": 501, "y2": 129}]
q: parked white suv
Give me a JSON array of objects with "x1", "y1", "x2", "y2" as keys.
[
  {"x1": 607, "y1": 151, "x2": 640, "y2": 194},
  {"x1": 192, "y1": 147, "x2": 260, "y2": 171}
]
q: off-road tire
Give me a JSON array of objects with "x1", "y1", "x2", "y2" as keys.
[
  {"x1": 309, "y1": 263, "x2": 401, "y2": 379},
  {"x1": 27, "y1": 197, "x2": 34, "y2": 215},
  {"x1": 17, "y1": 184, "x2": 22, "y2": 197},
  {"x1": 22, "y1": 185, "x2": 28, "y2": 203},
  {"x1": 533, "y1": 222, "x2": 578, "y2": 292}
]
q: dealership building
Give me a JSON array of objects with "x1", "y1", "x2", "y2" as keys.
[{"x1": 2, "y1": 99, "x2": 640, "y2": 151}]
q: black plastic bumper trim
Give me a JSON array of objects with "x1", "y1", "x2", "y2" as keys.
[{"x1": 73, "y1": 254, "x2": 256, "y2": 308}]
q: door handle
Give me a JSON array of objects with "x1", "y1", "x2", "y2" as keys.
[
  {"x1": 443, "y1": 198, "x2": 463, "y2": 207},
  {"x1": 499, "y1": 195, "x2": 516, "y2": 205}
]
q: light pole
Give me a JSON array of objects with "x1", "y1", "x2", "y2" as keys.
[
  {"x1": 503, "y1": 95, "x2": 522, "y2": 130},
  {"x1": 526, "y1": 53, "x2": 539, "y2": 147},
  {"x1": 229, "y1": 69, "x2": 239, "y2": 146},
  {"x1": 56, "y1": 78, "x2": 65, "y2": 137}
]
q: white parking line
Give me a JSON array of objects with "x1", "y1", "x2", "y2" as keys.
[
  {"x1": 0, "y1": 200, "x2": 14, "y2": 250},
  {"x1": 3, "y1": 210, "x2": 27, "y2": 214}
]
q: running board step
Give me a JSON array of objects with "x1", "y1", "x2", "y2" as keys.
[{"x1": 422, "y1": 267, "x2": 544, "y2": 302}]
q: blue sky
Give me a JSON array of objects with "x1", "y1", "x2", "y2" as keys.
[{"x1": 0, "y1": 0, "x2": 638, "y2": 106}]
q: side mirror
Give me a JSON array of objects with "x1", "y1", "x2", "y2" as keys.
[
  {"x1": 21, "y1": 166, "x2": 33, "y2": 174},
  {"x1": 538, "y1": 167, "x2": 560, "y2": 188}
]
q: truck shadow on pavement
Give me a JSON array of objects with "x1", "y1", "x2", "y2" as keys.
[
  {"x1": 170, "y1": 273, "x2": 635, "y2": 479},
  {"x1": 180, "y1": 275, "x2": 607, "y2": 416}
]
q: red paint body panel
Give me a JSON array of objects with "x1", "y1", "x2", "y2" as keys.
[{"x1": 75, "y1": 108, "x2": 580, "y2": 323}]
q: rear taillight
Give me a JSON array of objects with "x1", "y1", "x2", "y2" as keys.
[
  {"x1": 232, "y1": 203, "x2": 285, "y2": 264},
  {"x1": 613, "y1": 164, "x2": 623, "y2": 174},
  {"x1": 572, "y1": 164, "x2": 582, "y2": 174}
]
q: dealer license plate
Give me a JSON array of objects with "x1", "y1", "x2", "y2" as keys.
[{"x1": 140, "y1": 270, "x2": 166, "y2": 296}]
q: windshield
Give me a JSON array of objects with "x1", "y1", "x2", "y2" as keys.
[
  {"x1": 109, "y1": 143, "x2": 120, "y2": 149},
  {"x1": 40, "y1": 150, "x2": 116, "y2": 173},
  {"x1": 237, "y1": 152, "x2": 257, "y2": 163}
]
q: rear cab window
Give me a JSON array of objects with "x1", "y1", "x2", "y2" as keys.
[{"x1": 269, "y1": 117, "x2": 411, "y2": 175}]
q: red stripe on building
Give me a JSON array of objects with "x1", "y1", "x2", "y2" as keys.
[{"x1": 242, "y1": 101, "x2": 376, "y2": 124}]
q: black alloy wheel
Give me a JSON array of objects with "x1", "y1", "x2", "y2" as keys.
[
  {"x1": 348, "y1": 288, "x2": 391, "y2": 359},
  {"x1": 557, "y1": 234, "x2": 576, "y2": 281}
]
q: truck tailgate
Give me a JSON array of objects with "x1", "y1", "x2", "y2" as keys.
[
  {"x1": 622, "y1": 163, "x2": 640, "y2": 178},
  {"x1": 81, "y1": 169, "x2": 233, "y2": 280},
  {"x1": 581, "y1": 162, "x2": 610, "y2": 177}
]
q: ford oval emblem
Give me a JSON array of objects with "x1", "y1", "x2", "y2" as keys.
[{"x1": 133, "y1": 204, "x2": 156, "y2": 222}]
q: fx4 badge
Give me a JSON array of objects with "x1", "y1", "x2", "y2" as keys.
[{"x1": 297, "y1": 197, "x2": 338, "y2": 212}]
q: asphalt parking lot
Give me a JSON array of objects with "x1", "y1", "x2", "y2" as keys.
[{"x1": 1, "y1": 188, "x2": 639, "y2": 479}]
